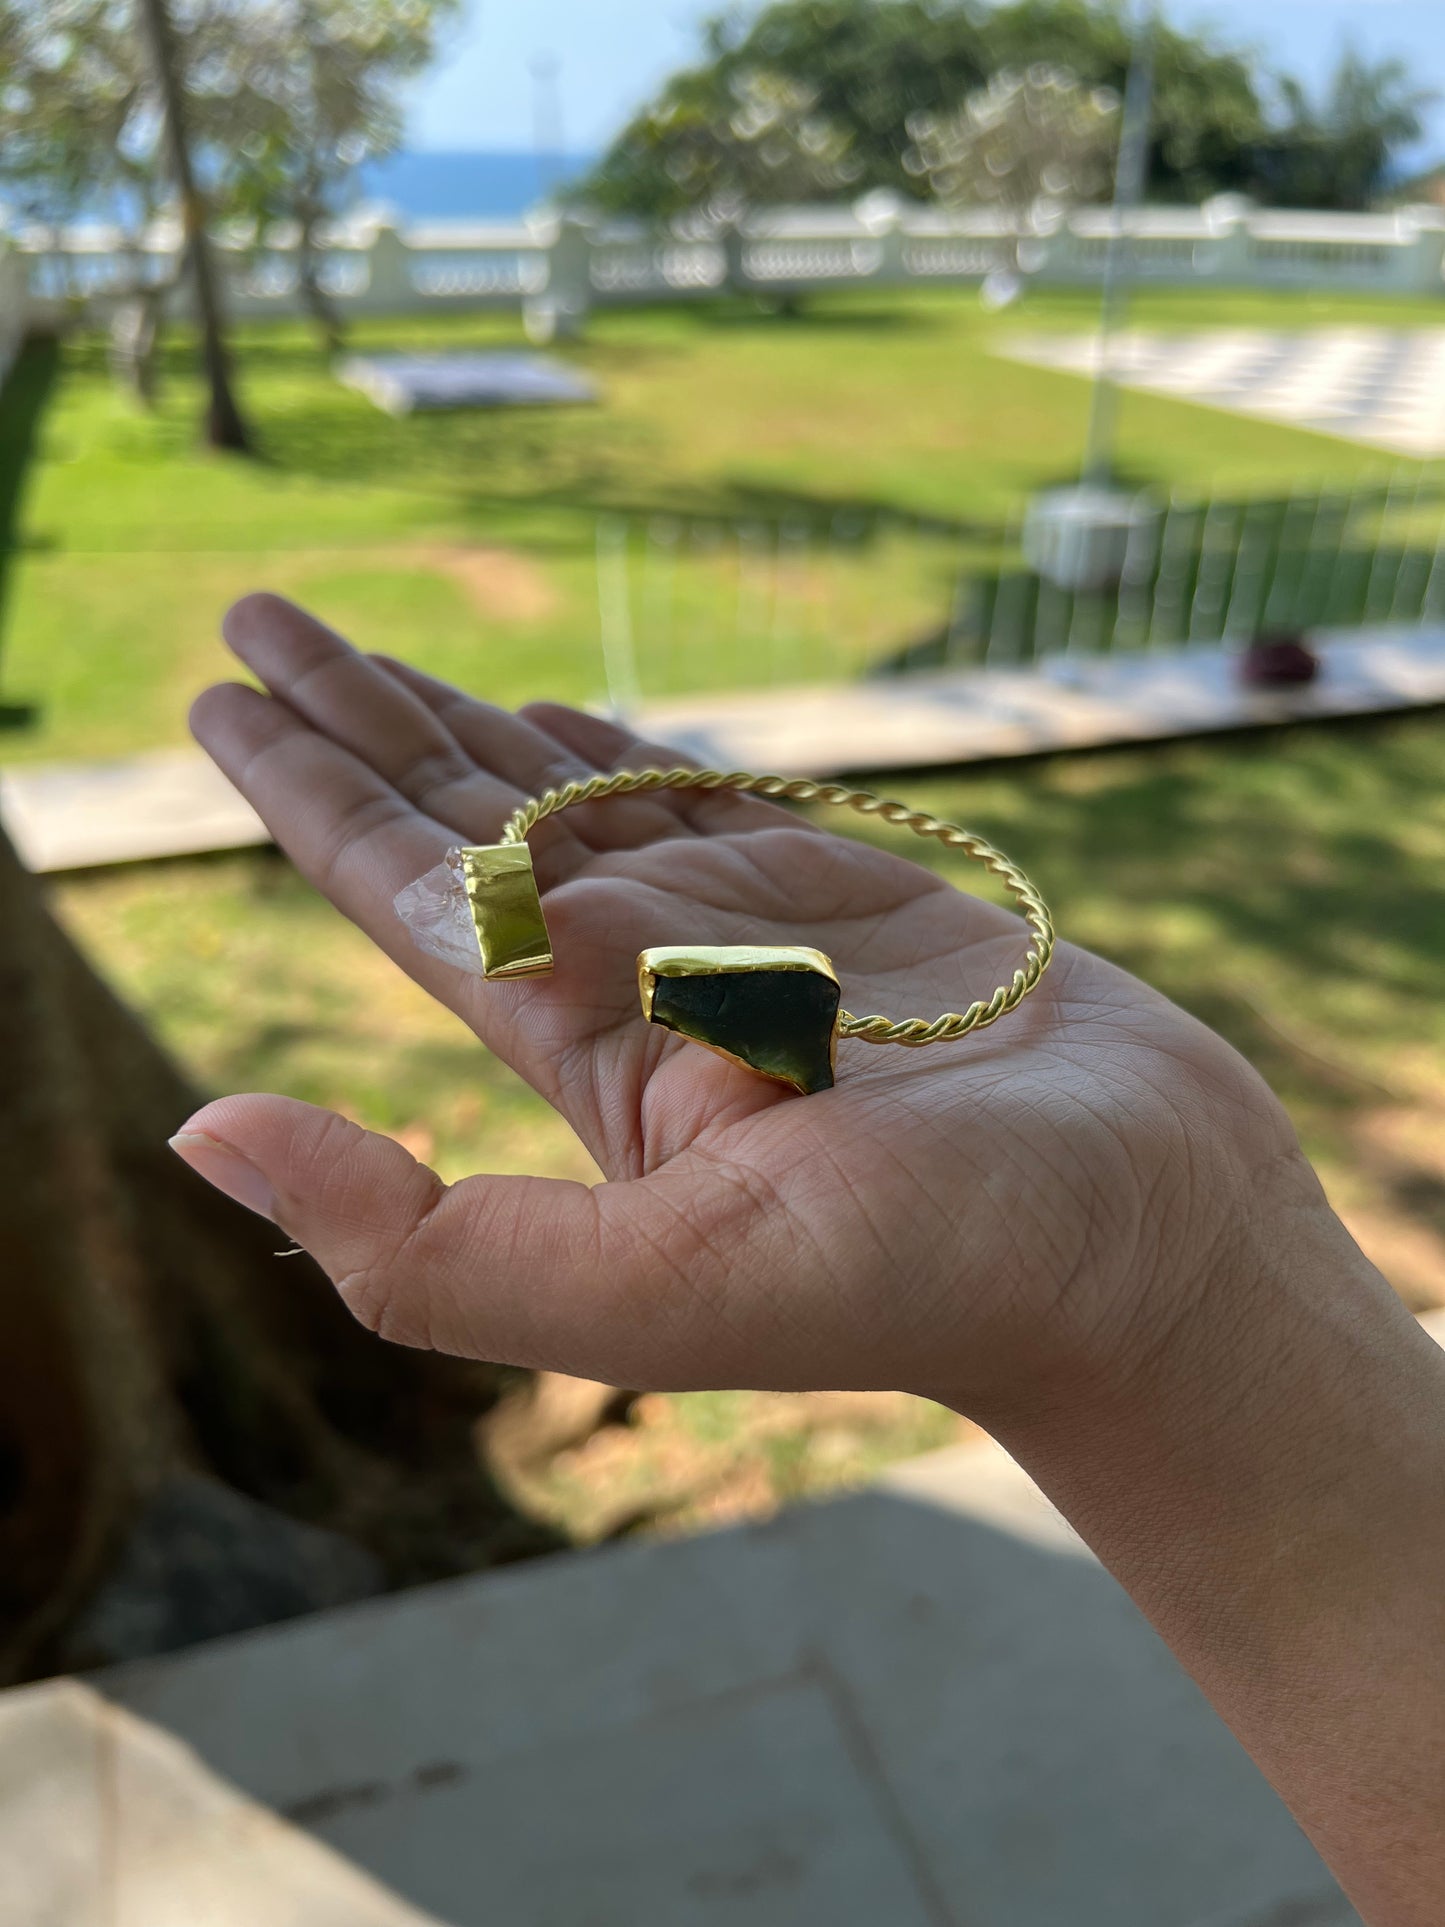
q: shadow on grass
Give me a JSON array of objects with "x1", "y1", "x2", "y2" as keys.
[
  {"x1": 243, "y1": 376, "x2": 1010, "y2": 539},
  {"x1": 54, "y1": 308, "x2": 1005, "y2": 539},
  {"x1": 947, "y1": 714, "x2": 1442, "y2": 1092},
  {"x1": 0, "y1": 337, "x2": 59, "y2": 728}
]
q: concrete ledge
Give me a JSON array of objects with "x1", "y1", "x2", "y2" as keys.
[
  {"x1": 0, "y1": 1438, "x2": 1352, "y2": 1927},
  {"x1": 636, "y1": 627, "x2": 1445, "y2": 778},
  {"x1": 0, "y1": 1680, "x2": 439, "y2": 1926},
  {"x1": 2, "y1": 747, "x2": 269, "y2": 873},
  {"x1": 4, "y1": 631, "x2": 1441, "y2": 873}
]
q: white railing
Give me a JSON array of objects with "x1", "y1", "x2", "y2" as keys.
[{"x1": 4, "y1": 193, "x2": 1444, "y2": 344}]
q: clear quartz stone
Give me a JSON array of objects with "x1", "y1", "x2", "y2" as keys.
[{"x1": 393, "y1": 848, "x2": 487, "y2": 976}]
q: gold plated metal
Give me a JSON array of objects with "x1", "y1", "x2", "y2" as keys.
[
  {"x1": 638, "y1": 945, "x2": 841, "y2": 1094},
  {"x1": 461, "y1": 843, "x2": 553, "y2": 978},
  {"x1": 459, "y1": 766, "x2": 1055, "y2": 1087}
]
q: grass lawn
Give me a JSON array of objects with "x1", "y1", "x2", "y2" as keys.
[
  {"x1": 10, "y1": 284, "x2": 1445, "y2": 1542},
  {"x1": 4, "y1": 284, "x2": 1442, "y2": 764}
]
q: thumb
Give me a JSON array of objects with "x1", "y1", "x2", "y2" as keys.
[{"x1": 169, "y1": 1094, "x2": 644, "y2": 1374}]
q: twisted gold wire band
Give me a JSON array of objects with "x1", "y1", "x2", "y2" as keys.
[{"x1": 499, "y1": 767, "x2": 1055, "y2": 1047}]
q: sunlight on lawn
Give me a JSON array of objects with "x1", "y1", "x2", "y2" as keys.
[{"x1": 4, "y1": 285, "x2": 1435, "y2": 765}]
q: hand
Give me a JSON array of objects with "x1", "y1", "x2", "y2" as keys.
[
  {"x1": 178, "y1": 596, "x2": 1445, "y2": 1923},
  {"x1": 177, "y1": 593, "x2": 1305, "y2": 1418}
]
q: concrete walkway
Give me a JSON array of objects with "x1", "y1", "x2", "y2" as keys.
[
  {"x1": 637, "y1": 624, "x2": 1445, "y2": 777},
  {"x1": 1, "y1": 1438, "x2": 1360, "y2": 1927},
  {"x1": 4, "y1": 628, "x2": 1442, "y2": 873}
]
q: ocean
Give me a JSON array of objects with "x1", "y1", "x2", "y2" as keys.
[
  {"x1": 351, "y1": 151, "x2": 596, "y2": 221},
  {"x1": 1, "y1": 152, "x2": 597, "y2": 228}
]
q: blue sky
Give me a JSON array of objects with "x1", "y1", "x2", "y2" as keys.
[{"x1": 408, "y1": 0, "x2": 1445, "y2": 165}]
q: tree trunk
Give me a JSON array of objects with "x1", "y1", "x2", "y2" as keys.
[
  {"x1": 298, "y1": 208, "x2": 346, "y2": 357},
  {"x1": 135, "y1": 0, "x2": 252, "y2": 453},
  {"x1": 0, "y1": 825, "x2": 551, "y2": 1684}
]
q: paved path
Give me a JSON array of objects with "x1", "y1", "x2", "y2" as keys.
[
  {"x1": 1001, "y1": 328, "x2": 1445, "y2": 456},
  {"x1": 2, "y1": 745, "x2": 271, "y2": 872},
  {"x1": 637, "y1": 626, "x2": 1445, "y2": 777},
  {"x1": 2, "y1": 1437, "x2": 1362, "y2": 1927},
  {"x1": 4, "y1": 629, "x2": 1442, "y2": 873}
]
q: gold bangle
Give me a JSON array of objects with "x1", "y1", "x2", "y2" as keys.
[{"x1": 435, "y1": 767, "x2": 1054, "y2": 1096}]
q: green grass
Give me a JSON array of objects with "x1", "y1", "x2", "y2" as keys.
[{"x1": 4, "y1": 284, "x2": 1441, "y2": 764}]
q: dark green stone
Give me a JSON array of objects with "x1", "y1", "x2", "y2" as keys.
[{"x1": 650, "y1": 966, "x2": 839, "y2": 1094}]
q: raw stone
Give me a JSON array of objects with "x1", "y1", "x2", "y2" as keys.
[
  {"x1": 650, "y1": 965, "x2": 839, "y2": 1093},
  {"x1": 393, "y1": 851, "x2": 487, "y2": 976}
]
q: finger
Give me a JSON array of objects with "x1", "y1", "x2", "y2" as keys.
[
  {"x1": 372, "y1": 656, "x2": 600, "y2": 795},
  {"x1": 191, "y1": 682, "x2": 663, "y2": 1141},
  {"x1": 191, "y1": 681, "x2": 453, "y2": 919},
  {"x1": 222, "y1": 594, "x2": 588, "y2": 871},
  {"x1": 188, "y1": 682, "x2": 575, "y2": 1041},
  {"x1": 168, "y1": 1094, "x2": 747, "y2": 1386},
  {"x1": 372, "y1": 656, "x2": 699, "y2": 855}
]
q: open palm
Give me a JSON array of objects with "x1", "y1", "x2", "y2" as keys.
[{"x1": 180, "y1": 594, "x2": 1300, "y2": 1418}]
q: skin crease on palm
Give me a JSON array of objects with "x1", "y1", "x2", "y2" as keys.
[{"x1": 177, "y1": 591, "x2": 1305, "y2": 1422}]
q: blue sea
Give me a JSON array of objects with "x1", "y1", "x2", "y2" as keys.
[
  {"x1": 1, "y1": 151, "x2": 596, "y2": 226},
  {"x1": 351, "y1": 151, "x2": 596, "y2": 220}
]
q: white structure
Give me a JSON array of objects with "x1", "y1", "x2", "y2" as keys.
[{"x1": 4, "y1": 194, "x2": 1444, "y2": 344}]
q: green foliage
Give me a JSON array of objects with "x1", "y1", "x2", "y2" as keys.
[
  {"x1": 577, "y1": 0, "x2": 1433, "y2": 218},
  {"x1": 909, "y1": 64, "x2": 1121, "y2": 218},
  {"x1": 580, "y1": 0, "x2": 988, "y2": 217},
  {"x1": 214, "y1": 0, "x2": 456, "y2": 342},
  {"x1": 977, "y1": 0, "x2": 1263, "y2": 202},
  {"x1": 1, "y1": 0, "x2": 185, "y2": 232},
  {"x1": 0, "y1": 0, "x2": 452, "y2": 350},
  {"x1": 1261, "y1": 49, "x2": 1439, "y2": 212},
  {"x1": 577, "y1": 0, "x2": 1268, "y2": 216}
]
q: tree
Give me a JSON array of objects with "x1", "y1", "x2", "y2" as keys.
[
  {"x1": 0, "y1": 1, "x2": 169, "y2": 400},
  {"x1": 579, "y1": 0, "x2": 988, "y2": 217},
  {"x1": 136, "y1": 0, "x2": 252, "y2": 449},
  {"x1": 0, "y1": 818, "x2": 544, "y2": 1682},
  {"x1": 1259, "y1": 49, "x2": 1438, "y2": 211},
  {"x1": 580, "y1": 63, "x2": 866, "y2": 223},
  {"x1": 576, "y1": 0, "x2": 1267, "y2": 216},
  {"x1": 977, "y1": 0, "x2": 1262, "y2": 204},
  {"x1": 0, "y1": 0, "x2": 251, "y2": 434},
  {"x1": 908, "y1": 64, "x2": 1121, "y2": 245},
  {"x1": 0, "y1": 0, "x2": 448, "y2": 393},
  {"x1": 216, "y1": 0, "x2": 456, "y2": 354}
]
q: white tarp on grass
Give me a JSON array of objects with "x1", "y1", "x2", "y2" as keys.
[{"x1": 338, "y1": 352, "x2": 598, "y2": 416}]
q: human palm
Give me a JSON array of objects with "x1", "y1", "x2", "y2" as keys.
[{"x1": 180, "y1": 594, "x2": 1301, "y2": 1417}]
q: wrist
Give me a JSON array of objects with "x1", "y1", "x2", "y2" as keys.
[{"x1": 972, "y1": 1164, "x2": 1445, "y2": 1924}]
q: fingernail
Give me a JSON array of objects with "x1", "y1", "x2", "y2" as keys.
[{"x1": 168, "y1": 1131, "x2": 277, "y2": 1221}]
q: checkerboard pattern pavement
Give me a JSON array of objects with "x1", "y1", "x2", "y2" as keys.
[{"x1": 1000, "y1": 329, "x2": 1445, "y2": 457}]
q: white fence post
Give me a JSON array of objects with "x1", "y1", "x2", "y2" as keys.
[
  {"x1": 525, "y1": 214, "x2": 594, "y2": 342},
  {"x1": 363, "y1": 220, "x2": 415, "y2": 312}
]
